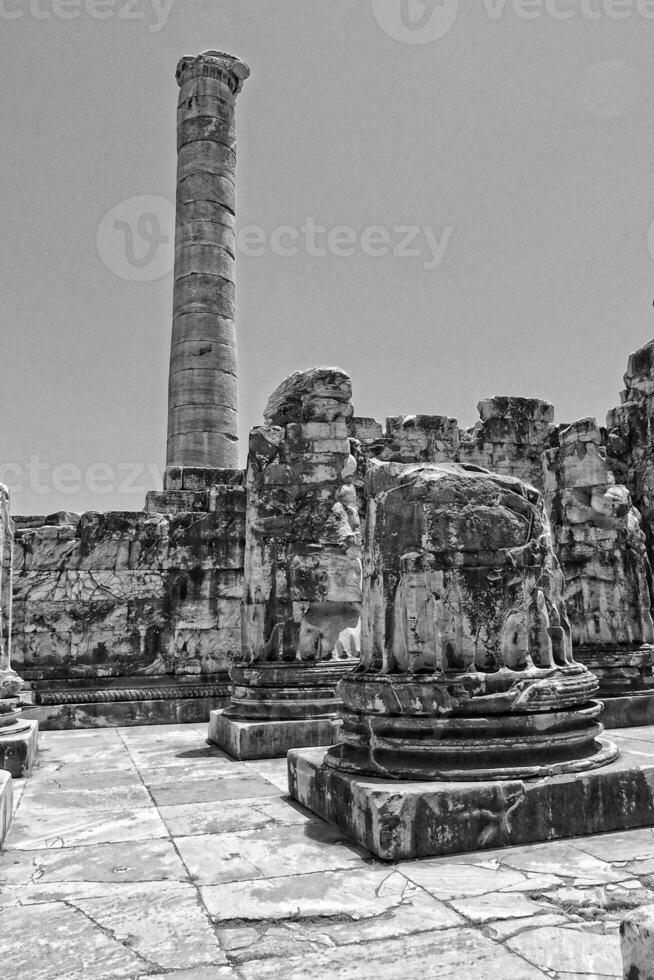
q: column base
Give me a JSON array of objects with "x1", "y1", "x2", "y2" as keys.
[
  {"x1": 0, "y1": 720, "x2": 39, "y2": 777},
  {"x1": 288, "y1": 733, "x2": 654, "y2": 861},
  {"x1": 0, "y1": 771, "x2": 12, "y2": 845},
  {"x1": 208, "y1": 709, "x2": 339, "y2": 761}
]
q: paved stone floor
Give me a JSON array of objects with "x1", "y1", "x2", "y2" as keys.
[{"x1": 4, "y1": 725, "x2": 654, "y2": 978}]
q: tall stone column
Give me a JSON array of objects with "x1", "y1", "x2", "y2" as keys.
[{"x1": 165, "y1": 50, "x2": 250, "y2": 485}]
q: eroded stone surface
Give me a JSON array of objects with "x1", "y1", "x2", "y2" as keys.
[
  {"x1": 328, "y1": 459, "x2": 608, "y2": 781},
  {"x1": 545, "y1": 417, "x2": 654, "y2": 700},
  {"x1": 11, "y1": 497, "x2": 245, "y2": 722}
]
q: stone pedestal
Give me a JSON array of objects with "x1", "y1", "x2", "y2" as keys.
[
  {"x1": 289, "y1": 737, "x2": 654, "y2": 862},
  {"x1": 289, "y1": 461, "x2": 620, "y2": 857},
  {"x1": 209, "y1": 710, "x2": 339, "y2": 760}
]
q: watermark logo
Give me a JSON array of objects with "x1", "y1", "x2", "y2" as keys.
[
  {"x1": 0, "y1": 0, "x2": 175, "y2": 31},
  {"x1": 96, "y1": 195, "x2": 175, "y2": 282},
  {"x1": 0, "y1": 457, "x2": 163, "y2": 498},
  {"x1": 371, "y1": 0, "x2": 459, "y2": 43},
  {"x1": 236, "y1": 220, "x2": 454, "y2": 270},
  {"x1": 371, "y1": 0, "x2": 654, "y2": 42},
  {"x1": 97, "y1": 202, "x2": 455, "y2": 276}
]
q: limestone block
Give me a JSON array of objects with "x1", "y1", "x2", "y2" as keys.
[
  {"x1": 478, "y1": 396, "x2": 555, "y2": 425},
  {"x1": 621, "y1": 906, "x2": 654, "y2": 980},
  {"x1": 263, "y1": 368, "x2": 353, "y2": 427},
  {"x1": 347, "y1": 417, "x2": 384, "y2": 442},
  {"x1": 458, "y1": 397, "x2": 554, "y2": 491},
  {"x1": 145, "y1": 490, "x2": 211, "y2": 513},
  {"x1": 379, "y1": 415, "x2": 460, "y2": 463}
]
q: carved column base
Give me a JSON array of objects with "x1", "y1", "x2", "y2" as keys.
[
  {"x1": 209, "y1": 661, "x2": 357, "y2": 759},
  {"x1": 326, "y1": 667, "x2": 616, "y2": 782},
  {"x1": 289, "y1": 734, "x2": 650, "y2": 862},
  {"x1": 225, "y1": 662, "x2": 358, "y2": 722}
]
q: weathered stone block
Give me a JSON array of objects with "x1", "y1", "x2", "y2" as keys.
[
  {"x1": 289, "y1": 736, "x2": 654, "y2": 862},
  {"x1": 208, "y1": 709, "x2": 339, "y2": 760}
]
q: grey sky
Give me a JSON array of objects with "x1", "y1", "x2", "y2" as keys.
[{"x1": 2, "y1": 0, "x2": 654, "y2": 514}]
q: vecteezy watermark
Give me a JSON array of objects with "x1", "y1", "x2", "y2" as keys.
[
  {"x1": 236, "y1": 220, "x2": 454, "y2": 270},
  {"x1": 0, "y1": 457, "x2": 164, "y2": 498},
  {"x1": 372, "y1": 0, "x2": 654, "y2": 44},
  {"x1": 96, "y1": 196, "x2": 175, "y2": 282},
  {"x1": 97, "y1": 199, "x2": 455, "y2": 277},
  {"x1": 0, "y1": 0, "x2": 175, "y2": 31},
  {"x1": 371, "y1": 0, "x2": 460, "y2": 43}
]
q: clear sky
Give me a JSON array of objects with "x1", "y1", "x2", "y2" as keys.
[{"x1": 2, "y1": 0, "x2": 654, "y2": 515}]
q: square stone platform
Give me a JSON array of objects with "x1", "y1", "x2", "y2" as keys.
[
  {"x1": 288, "y1": 734, "x2": 654, "y2": 862},
  {"x1": 208, "y1": 709, "x2": 340, "y2": 760},
  {"x1": 0, "y1": 720, "x2": 39, "y2": 778}
]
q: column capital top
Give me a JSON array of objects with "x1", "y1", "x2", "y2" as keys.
[{"x1": 176, "y1": 51, "x2": 250, "y2": 94}]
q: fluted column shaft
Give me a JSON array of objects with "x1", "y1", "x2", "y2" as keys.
[{"x1": 166, "y1": 50, "x2": 249, "y2": 472}]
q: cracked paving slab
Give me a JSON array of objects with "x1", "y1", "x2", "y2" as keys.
[
  {"x1": 0, "y1": 837, "x2": 189, "y2": 903},
  {"x1": 7, "y1": 803, "x2": 168, "y2": 850},
  {"x1": 216, "y1": 871, "x2": 463, "y2": 963},
  {"x1": 158, "y1": 796, "x2": 311, "y2": 837},
  {"x1": 175, "y1": 823, "x2": 364, "y2": 885},
  {"x1": 144, "y1": 770, "x2": 282, "y2": 806},
  {"x1": 0, "y1": 901, "x2": 147, "y2": 980},
  {"x1": 201, "y1": 866, "x2": 461, "y2": 923},
  {"x1": 234, "y1": 926, "x2": 551, "y2": 979},
  {"x1": 505, "y1": 923, "x2": 622, "y2": 976}
]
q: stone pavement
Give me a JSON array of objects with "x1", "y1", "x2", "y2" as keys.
[{"x1": 4, "y1": 727, "x2": 654, "y2": 978}]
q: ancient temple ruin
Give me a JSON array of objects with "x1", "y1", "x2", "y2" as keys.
[{"x1": 3, "y1": 50, "x2": 654, "y2": 869}]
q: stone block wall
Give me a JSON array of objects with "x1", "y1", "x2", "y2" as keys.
[
  {"x1": 543, "y1": 418, "x2": 654, "y2": 695},
  {"x1": 349, "y1": 396, "x2": 554, "y2": 494},
  {"x1": 11, "y1": 484, "x2": 245, "y2": 705}
]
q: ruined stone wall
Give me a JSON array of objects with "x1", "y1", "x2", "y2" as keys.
[
  {"x1": 544, "y1": 418, "x2": 654, "y2": 695},
  {"x1": 607, "y1": 339, "x2": 654, "y2": 565},
  {"x1": 349, "y1": 396, "x2": 554, "y2": 495},
  {"x1": 240, "y1": 368, "x2": 361, "y2": 667},
  {"x1": 11, "y1": 483, "x2": 245, "y2": 700},
  {"x1": 13, "y1": 343, "x2": 654, "y2": 722}
]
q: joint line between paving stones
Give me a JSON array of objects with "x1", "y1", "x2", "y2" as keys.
[{"x1": 115, "y1": 727, "x2": 237, "y2": 969}]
